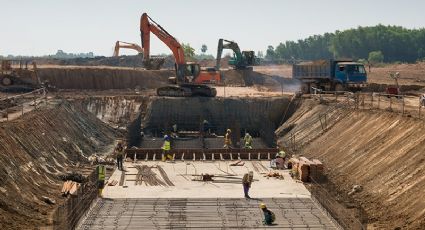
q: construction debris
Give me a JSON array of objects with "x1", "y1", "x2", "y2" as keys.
[
  {"x1": 157, "y1": 165, "x2": 174, "y2": 186},
  {"x1": 58, "y1": 172, "x2": 86, "y2": 183},
  {"x1": 108, "y1": 180, "x2": 118, "y2": 186},
  {"x1": 41, "y1": 196, "x2": 56, "y2": 205},
  {"x1": 134, "y1": 165, "x2": 167, "y2": 186},
  {"x1": 288, "y1": 156, "x2": 324, "y2": 182},
  {"x1": 230, "y1": 160, "x2": 245, "y2": 166},
  {"x1": 61, "y1": 180, "x2": 80, "y2": 196},
  {"x1": 264, "y1": 171, "x2": 284, "y2": 179}
]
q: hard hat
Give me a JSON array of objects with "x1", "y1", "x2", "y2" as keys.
[
  {"x1": 249, "y1": 171, "x2": 253, "y2": 176},
  {"x1": 227, "y1": 129, "x2": 231, "y2": 133},
  {"x1": 164, "y1": 135, "x2": 169, "y2": 139},
  {"x1": 259, "y1": 203, "x2": 266, "y2": 209},
  {"x1": 245, "y1": 133, "x2": 250, "y2": 136}
]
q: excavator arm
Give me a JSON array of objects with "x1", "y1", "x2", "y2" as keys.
[
  {"x1": 113, "y1": 41, "x2": 143, "y2": 57},
  {"x1": 140, "y1": 13, "x2": 197, "y2": 79},
  {"x1": 216, "y1": 39, "x2": 243, "y2": 69}
]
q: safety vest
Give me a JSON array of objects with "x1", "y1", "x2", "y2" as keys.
[
  {"x1": 225, "y1": 133, "x2": 232, "y2": 145},
  {"x1": 162, "y1": 140, "x2": 171, "y2": 151},
  {"x1": 97, "y1": 165, "x2": 105, "y2": 181},
  {"x1": 244, "y1": 136, "x2": 252, "y2": 147}
]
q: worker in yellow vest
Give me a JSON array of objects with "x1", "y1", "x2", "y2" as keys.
[
  {"x1": 224, "y1": 129, "x2": 232, "y2": 149},
  {"x1": 96, "y1": 163, "x2": 106, "y2": 197},
  {"x1": 161, "y1": 135, "x2": 173, "y2": 161},
  {"x1": 244, "y1": 133, "x2": 253, "y2": 149}
]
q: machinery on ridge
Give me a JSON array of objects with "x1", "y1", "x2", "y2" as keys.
[
  {"x1": 0, "y1": 60, "x2": 42, "y2": 92},
  {"x1": 140, "y1": 13, "x2": 219, "y2": 97},
  {"x1": 216, "y1": 38, "x2": 260, "y2": 70}
]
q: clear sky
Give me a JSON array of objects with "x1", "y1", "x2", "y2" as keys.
[{"x1": 1, "y1": 0, "x2": 425, "y2": 57}]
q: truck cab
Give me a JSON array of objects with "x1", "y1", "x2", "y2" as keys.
[{"x1": 334, "y1": 62, "x2": 367, "y2": 89}]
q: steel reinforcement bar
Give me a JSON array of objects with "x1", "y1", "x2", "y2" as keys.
[{"x1": 125, "y1": 148, "x2": 278, "y2": 161}]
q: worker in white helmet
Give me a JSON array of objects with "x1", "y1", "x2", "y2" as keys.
[{"x1": 223, "y1": 129, "x2": 232, "y2": 149}]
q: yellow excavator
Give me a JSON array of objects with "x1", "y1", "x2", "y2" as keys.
[{"x1": 112, "y1": 40, "x2": 165, "y2": 70}]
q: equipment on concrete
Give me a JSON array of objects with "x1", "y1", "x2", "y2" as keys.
[
  {"x1": 140, "y1": 13, "x2": 219, "y2": 97},
  {"x1": 293, "y1": 59, "x2": 368, "y2": 93},
  {"x1": 216, "y1": 38, "x2": 260, "y2": 70},
  {"x1": 0, "y1": 60, "x2": 42, "y2": 92},
  {"x1": 386, "y1": 72, "x2": 401, "y2": 97}
]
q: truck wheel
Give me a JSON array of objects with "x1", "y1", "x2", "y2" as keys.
[
  {"x1": 335, "y1": 84, "x2": 344, "y2": 92},
  {"x1": 301, "y1": 83, "x2": 309, "y2": 94},
  {"x1": 1, "y1": 76, "x2": 13, "y2": 86}
]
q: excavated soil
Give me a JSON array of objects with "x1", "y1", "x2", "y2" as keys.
[
  {"x1": 0, "y1": 101, "x2": 116, "y2": 229},
  {"x1": 276, "y1": 99, "x2": 425, "y2": 229},
  {"x1": 37, "y1": 67, "x2": 172, "y2": 90}
]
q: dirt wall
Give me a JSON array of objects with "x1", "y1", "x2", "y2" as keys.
[
  {"x1": 0, "y1": 102, "x2": 116, "y2": 229},
  {"x1": 37, "y1": 67, "x2": 172, "y2": 90},
  {"x1": 277, "y1": 99, "x2": 425, "y2": 229},
  {"x1": 82, "y1": 96, "x2": 150, "y2": 129}
]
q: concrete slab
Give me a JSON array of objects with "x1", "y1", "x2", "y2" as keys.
[
  {"x1": 78, "y1": 198, "x2": 338, "y2": 229},
  {"x1": 104, "y1": 161, "x2": 310, "y2": 199},
  {"x1": 79, "y1": 161, "x2": 339, "y2": 229}
]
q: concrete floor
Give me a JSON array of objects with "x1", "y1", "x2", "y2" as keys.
[
  {"x1": 78, "y1": 160, "x2": 339, "y2": 229},
  {"x1": 104, "y1": 161, "x2": 309, "y2": 199}
]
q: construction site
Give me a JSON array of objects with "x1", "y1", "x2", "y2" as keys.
[{"x1": 2, "y1": 5, "x2": 425, "y2": 230}]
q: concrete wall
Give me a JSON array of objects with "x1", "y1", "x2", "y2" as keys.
[{"x1": 141, "y1": 97, "x2": 291, "y2": 144}]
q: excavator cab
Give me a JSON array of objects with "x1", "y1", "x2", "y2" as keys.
[{"x1": 172, "y1": 63, "x2": 200, "y2": 84}]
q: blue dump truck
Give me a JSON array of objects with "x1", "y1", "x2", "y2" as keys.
[{"x1": 293, "y1": 59, "x2": 368, "y2": 93}]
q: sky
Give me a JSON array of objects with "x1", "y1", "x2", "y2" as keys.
[{"x1": 1, "y1": 0, "x2": 425, "y2": 57}]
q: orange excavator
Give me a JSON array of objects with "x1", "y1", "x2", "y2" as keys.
[{"x1": 140, "y1": 12, "x2": 219, "y2": 97}]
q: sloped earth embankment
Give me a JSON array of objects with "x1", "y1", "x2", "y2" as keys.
[
  {"x1": 37, "y1": 67, "x2": 172, "y2": 90},
  {"x1": 276, "y1": 99, "x2": 425, "y2": 229},
  {"x1": 0, "y1": 102, "x2": 116, "y2": 229}
]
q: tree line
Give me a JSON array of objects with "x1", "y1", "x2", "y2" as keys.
[{"x1": 265, "y1": 25, "x2": 425, "y2": 63}]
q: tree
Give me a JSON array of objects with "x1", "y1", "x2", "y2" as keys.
[
  {"x1": 182, "y1": 43, "x2": 195, "y2": 58},
  {"x1": 201, "y1": 44, "x2": 207, "y2": 54},
  {"x1": 368, "y1": 51, "x2": 384, "y2": 64},
  {"x1": 265, "y1": 45, "x2": 276, "y2": 61},
  {"x1": 257, "y1": 51, "x2": 264, "y2": 58}
]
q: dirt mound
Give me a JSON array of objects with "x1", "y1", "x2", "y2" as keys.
[
  {"x1": 0, "y1": 102, "x2": 116, "y2": 229},
  {"x1": 277, "y1": 99, "x2": 425, "y2": 229},
  {"x1": 34, "y1": 55, "x2": 177, "y2": 69},
  {"x1": 37, "y1": 67, "x2": 172, "y2": 90}
]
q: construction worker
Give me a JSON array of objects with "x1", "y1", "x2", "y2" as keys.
[
  {"x1": 202, "y1": 120, "x2": 210, "y2": 136},
  {"x1": 96, "y1": 163, "x2": 106, "y2": 197},
  {"x1": 242, "y1": 171, "x2": 254, "y2": 199},
  {"x1": 224, "y1": 129, "x2": 232, "y2": 149},
  {"x1": 115, "y1": 141, "x2": 125, "y2": 171},
  {"x1": 161, "y1": 135, "x2": 173, "y2": 161},
  {"x1": 244, "y1": 133, "x2": 253, "y2": 149},
  {"x1": 271, "y1": 148, "x2": 286, "y2": 169},
  {"x1": 259, "y1": 203, "x2": 276, "y2": 225},
  {"x1": 172, "y1": 124, "x2": 178, "y2": 138}
]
